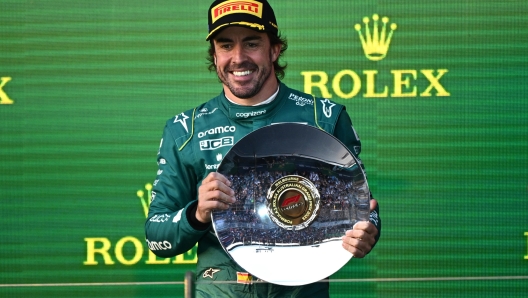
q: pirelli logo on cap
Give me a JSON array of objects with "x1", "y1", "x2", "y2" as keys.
[{"x1": 211, "y1": 0, "x2": 263, "y2": 24}]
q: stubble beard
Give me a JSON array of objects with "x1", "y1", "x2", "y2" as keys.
[{"x1": 217, "y1": 56, "x2": 274, "y2": 99}]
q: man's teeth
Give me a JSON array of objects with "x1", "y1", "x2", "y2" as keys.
[{"x1": 233, "y1": 70, "x2": 253, "y2": 76}]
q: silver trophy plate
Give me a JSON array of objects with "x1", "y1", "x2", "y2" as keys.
[{"x1": 212, "y1": 123, "x2": 370, "y2": 286}]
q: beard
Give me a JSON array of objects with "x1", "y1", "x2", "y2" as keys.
[{"x1": 216, "y1": 56, "x2": 274, "y2": 99}]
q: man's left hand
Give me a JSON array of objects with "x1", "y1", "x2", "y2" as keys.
[{"x1": 341, "y1": 199, "x2": 379, "y2": 258}]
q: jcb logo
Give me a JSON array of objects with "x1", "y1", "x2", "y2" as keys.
[
  {"x1": 0, "y1": 77, "x2": 14, "y2": 104},
  {"x1": 200, "y1": 136, "x2": 234, "y2": 151}
]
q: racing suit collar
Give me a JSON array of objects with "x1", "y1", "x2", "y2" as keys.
[
  {"x1": 224, "y1": 86, "x2": 280, "y2": 106},
  {"x1": 221, "y1": 82, "x2": 288, "y2": 121}
]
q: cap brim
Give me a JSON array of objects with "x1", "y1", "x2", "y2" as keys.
[{"x1": 206, "y1": 21, "x2": 266, "y2": 41}]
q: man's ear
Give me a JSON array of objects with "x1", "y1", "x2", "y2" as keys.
[{"x1": 271, "y1": 44, "x2": 281, "y2": 62}]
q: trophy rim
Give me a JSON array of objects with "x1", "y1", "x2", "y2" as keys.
[{"x1": 212, "y1": 123, "x2": 370, "y2": 285}]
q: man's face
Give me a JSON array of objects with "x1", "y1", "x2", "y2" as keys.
[{"x1": 213, "y1": 26, "x2": 280, "y2": 101}]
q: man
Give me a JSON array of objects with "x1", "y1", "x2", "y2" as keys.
[{"x1": 145, "y1": 0, "x2": 380, "y2": 296}]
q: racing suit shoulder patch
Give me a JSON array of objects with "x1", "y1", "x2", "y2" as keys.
[
  {"x1": 167, "y1": 102, "x2": 224, "y2": 151},
  {"x1": 314, "y1": 97, "x2": 344, "y2": 133},
  {"x1": 166, "y1": 108, "x2": 196, "y2": 150}
]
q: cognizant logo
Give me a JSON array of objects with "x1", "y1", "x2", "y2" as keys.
[
  {"x1": 83, "y1": 183, "x2": 197, "y2": 265},
  {"x1": 235, "y1": 110, "x2": 266, "y2": 118}
]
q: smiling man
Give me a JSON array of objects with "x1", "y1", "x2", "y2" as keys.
[
  {"x1": 145, "y1": 1, "x2": 381, "y2": 297},
  {"x1": 213, "y1": 27, "x2": 279, "y2": 104}
]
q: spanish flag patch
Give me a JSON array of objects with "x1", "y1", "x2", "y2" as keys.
[{"x1": 236, "y1": 272, "x2": 253, "y2": 284}]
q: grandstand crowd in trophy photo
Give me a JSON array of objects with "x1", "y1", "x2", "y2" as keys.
[{"x1": 213, "y1": 156, "x2": 369, "y2": 250}]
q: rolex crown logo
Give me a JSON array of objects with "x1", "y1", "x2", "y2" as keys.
[{"x1": 355, "y1": 14, "x2": 397, "y2": 61}]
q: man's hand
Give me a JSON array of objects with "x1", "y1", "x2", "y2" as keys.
[
  {"x1": 196, "y1": 172, "x2": 235, "y2": 223},
  {"x1": 341, "y1": 199, "x2": 379, "y2": 258}
]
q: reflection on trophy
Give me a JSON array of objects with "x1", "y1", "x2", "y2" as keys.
[{"x1": 212, "y1": 123, "x2": 370, "y2": 286}]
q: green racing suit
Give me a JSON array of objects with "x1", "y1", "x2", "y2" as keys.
[{"x1": 145, "y1": 82, "x2": 381, "y2": 297}]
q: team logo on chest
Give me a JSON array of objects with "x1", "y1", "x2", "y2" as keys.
[
  {"x1": 198, "y1": 126, "x2": 236, "y2": 138},
  {"x1": 204, "y1": 153, "x2": 224, "y2": 171}
]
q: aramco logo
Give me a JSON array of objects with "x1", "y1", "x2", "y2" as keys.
[{"x1": 83, "y1": 183, "x2": 197, "y2": 265}]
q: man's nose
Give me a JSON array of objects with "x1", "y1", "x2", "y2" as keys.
[{"x1": 231, "y1": 44, "x2": 246, "y2": 64}]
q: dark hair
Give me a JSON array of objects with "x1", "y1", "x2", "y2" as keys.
[{"x1": 206, "y1": 32, "x2": 288, "y2": 80}]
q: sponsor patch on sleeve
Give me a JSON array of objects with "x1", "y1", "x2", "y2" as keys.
[{"x1": 236, "y1": 272, "x2": 253, "y2": 284}]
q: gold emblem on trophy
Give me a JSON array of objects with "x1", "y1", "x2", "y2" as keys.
[{"x1": 267, "y1": 175, "x2": 320, "y2": 230}]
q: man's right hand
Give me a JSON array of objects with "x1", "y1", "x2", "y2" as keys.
[{"x1": 196, "y1": 172, "x2": 235, "y2": 223}]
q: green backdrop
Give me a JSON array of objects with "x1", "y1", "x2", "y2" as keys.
[{"x1": 1, "y1": 0, "x2": 527, "y2": 297}]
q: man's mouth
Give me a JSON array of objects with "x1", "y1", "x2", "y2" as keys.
[{"x1": 233, "y1": 70, "x2": 254, "y2": 77}]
